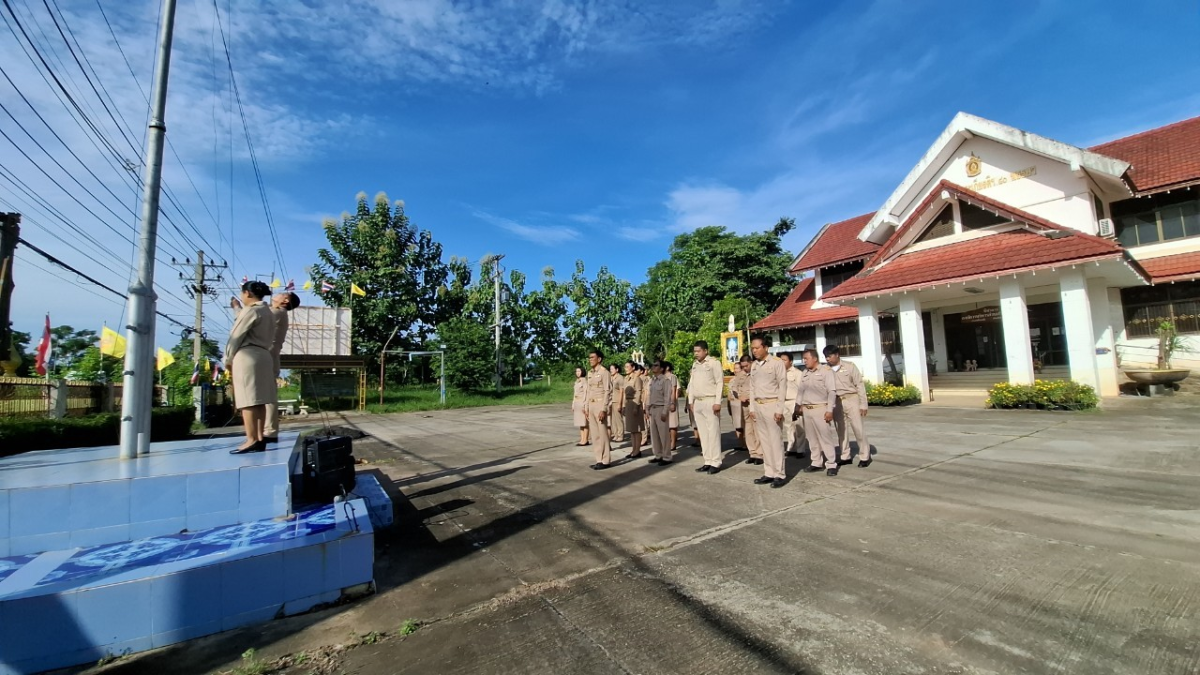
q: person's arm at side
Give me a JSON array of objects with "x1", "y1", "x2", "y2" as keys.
[
  {"x1": 855, "y1": 364, "x2": 868, "y2": 416},
  {"x1": 774, "y1": 362, "x2": 787, "y2": 422},
  {"x1": 600, "y1": 369, "x2": 611, "y2": 420},
  {"x1": 824, "y1": 369, "x2": 837, "y2": 422},
  {"x1": 711, "y1": 361, "x2": 722, "y2": 414}
]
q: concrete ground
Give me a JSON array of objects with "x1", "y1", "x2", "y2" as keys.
[{"x1": 84, "y1": 396, "x2": 1200, "y2": 675}]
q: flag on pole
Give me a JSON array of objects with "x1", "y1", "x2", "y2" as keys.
[
  {"x1": 156, "y1": 347, "x2": 175, "y2": 371},
  {"x1": 241, "y1": 275, "x2": 248, "y2": 284},
  {"x1": 202, "y1": 358, "x2": 212, "y2": 374},
  {"x1": 211, "y1": 359, "x2": 225, "y2": 382},
  {"x1": 350, "y1": 283, "x2": 366, "y2": 297},
  {"x1": 270, "y1": 278, "x2": 282, "y2": 288},
  {"x1": 303, "y1": 280, "x2": 313, "y2": 291},
  {"x1": 285, "y1": 279, "x2": 295, "y2": 291},
  {"x1": 320, "y1": 280, "x2": 335, "y2": 293},
  {"x1": 189, "y1": 361, "x2": 200, "y2": 385},
  {"x1": 100, "y1": 326, "x2": 127, "y2": 358},
  {"x1": 34, "y1": 314, "x2": 51, "y2": 376}
]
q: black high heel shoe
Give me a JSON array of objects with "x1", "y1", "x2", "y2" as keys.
[{"x1": 230, "y1": 441, "x2": 258, "y2": 455}]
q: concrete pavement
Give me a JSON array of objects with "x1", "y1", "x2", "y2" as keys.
[{"x1": 87, "y1": 397, "x2": 1200, "y2": 675}]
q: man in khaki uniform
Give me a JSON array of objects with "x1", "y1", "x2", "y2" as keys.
[
  {"x1": 748, "y1": 337, "x2": 788, "y2": 487},
  {"x1": 622, "y1": 361, "x2": 648, "y2": 459},
  {"x1": 798, "y1": 349, "x2": 841, "y2": 476},
  {"x1": 688, "y1": 340, "x2": 725, "y2": 473},
  {"x1": 646, "y1": 360, "x2": 674, "y2": 465},
  {"x1": 608, "y1": 364, "x2": 624, "y2": 443},
  {"x1": 779, "y1": 352, "x2": 802, "y2": 460},
  {"x1": 727, "y1": 356, "x2": 749, "y2": 452},
  {"x1": 263, "y1": 292, "x2": 299, "y2": 442},
  {"x1": 585, "y1": 350, "x2": 613, "y2": 469},
  {"x1": 733, "y1": 356, "x2": 761, "y2": 465},
  {"x1": 824, "y1": 345, "x2": 871, "y2": 467},
  {"x1": 664, "y1": 361, "x2": 680, "y2": 451}
]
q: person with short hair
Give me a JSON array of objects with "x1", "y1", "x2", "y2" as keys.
[
  {"x1": 824, "y1": 345, "x2": 871, "y2": 467},
  {"x1": 663, "y1": 361, "x2": 680, "y2": 451},
  {"x1": 727, "y1": 354, "x2": 749, "y2": 452},
  {"x1": 688, "y1": 340, "x2": 725, "y2": 474},
  {"x1": 734, "y1": 355, "x2": 761, "y2": 465},
  {"x1": 799, "y1": 348, "x2": 841, "y2": 476},
  {"x1": 608, "y1": 363, "x2": 625, "y2": 443},
  {"x1": 572, "y1": 365, "x2": 590, "y2": 447},
  {"x1": 262, "y1": 291, "x2": 300, "y2": 443},
  {"x1": 779, "y1": 352, "x2": 803, "y2": 460},
  {"x1": 748, "y1": 336, "x2": 788, "y2": 487},
  {"x1": 646, "y1": 360, "x2": 673, "y2": 465},
  {"x1": 226, "y1": 281, "x2": 277, "y2": 454},
  {"x1": 585, "y1": 349, "x2": 613, "y2": 469}
]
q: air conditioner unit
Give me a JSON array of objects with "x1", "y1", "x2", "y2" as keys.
[{"x1": 1097, "y1": 218, "x2": 1115, "y2": 237}]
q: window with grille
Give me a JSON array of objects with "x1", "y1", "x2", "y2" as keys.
[
  {"x1": 1112, "y1": 190, "x2": 1200, "y2": 247},
  {"x1": 1121, "y1": 281, "x2": 1200, "y2": 337},
  {"x1": 824, "y1": 322, "x2": 861, "y2": 356},
  {"x1": 819, "y1": 260, "x2": 865, "y2": 294}
]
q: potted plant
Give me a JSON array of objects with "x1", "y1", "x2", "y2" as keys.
[{"x1": 1123, "y1": 320, "x2": 1192, "y2": 386}]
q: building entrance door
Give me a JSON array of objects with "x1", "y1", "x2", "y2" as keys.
[
  {"x1": 1027, "y1": 302, "x2": 1067, "y2": 366},
  {"x1": 944, "y1": 306, "x2": 1006, "y2": 371}
]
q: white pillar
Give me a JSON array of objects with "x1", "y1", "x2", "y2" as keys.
[
  {"x1": 898, "y1": 295, "x2": 929, "y2": 400},
  {"x1": 930, "y1": 311, "x2": 948, "y2": 376},
  {"x1": 1061, "y1": 269, "x2": 1099, "y2": 390},
  {"x1": 815, "y1": 324, "x2": 827, "y2": 356},
  {"x1": 1087, "y1": 278, "x2": 1119, "y2": 397},
  {"x1": 857, "y1": 300, "x2": 884, "y2": 384},
  {"x1": 999, "y1": 277, "x2": 1035, "y2": 384}
]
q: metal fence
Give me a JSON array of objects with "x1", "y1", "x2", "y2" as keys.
[{"x1": 0, "y1": 377, "x2": 142, "y2": 419}]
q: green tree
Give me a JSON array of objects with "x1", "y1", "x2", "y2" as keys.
[
  {"x1": 437, "y1": 315, "x2": 495, "y2": 391},
  {"x1": 665, "y1": 329, "x2": 698, "y2": 390},
  {"x1": 8, "y1": 330, "x2": 30, "y2": 376},
  {"x1": 633, "y1": 221, "x2": 796, "y2": 357},
  {"x1": 563, "y1": 260, "x2": 635, "y2": 363},
  {"x1": 72, "y1": 346, "x2": 124, "y2": 383},
  {"x1": 523, "y1": 267, "x2": 568, "y2": 376},
  {"x1": 158, "y1": 335, "x2": 222, "y2": 406},
  {"x1": 50, "y1": 325, "x2": 97, "y2": 377},
  {"x1": 312, "y1": 192, "x2": 461, "y2": 370}
]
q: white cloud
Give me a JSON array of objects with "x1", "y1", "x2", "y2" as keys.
[
  {"x1": 615, "y1": 226, "x2": 661, "y2": 243},
  {"x1": 473, "y1": 210, "x2": 580, "y2": 245}
]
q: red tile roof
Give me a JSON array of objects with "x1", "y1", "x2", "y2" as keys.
[
  {"x1": 1090, "y1": 115, "x2": 1200, "y2": 194},
  {"x1": 753, "y1": 277, "x2": 860, "y2": 330},
  {"x1": 1136, "y1": 251, "x2": 1200, "y2": 283},
  {"x1": 790, "y1": 213, "x2": 878, "y2": 274},
  {"x1": 822, "y1": 229, "x2": 1124, "y2": 301}
]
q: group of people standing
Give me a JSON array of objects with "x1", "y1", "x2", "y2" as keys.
[
  {"x1": 225, "y1": 280, "x2": 301, "y2": 454},
  {"x1": 570, "y1": 337, "x2": 872, "y2": 486}
]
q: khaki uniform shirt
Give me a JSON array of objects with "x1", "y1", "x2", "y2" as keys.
[
  {"x1": 784, "y1": 366, "x2": 800, "y2": 401},
  {"x1": 687, "y1": 357, "x2": 724, "y2": 406},
  {"x1": 831, "y1": 361, "x2": 868, "y2": 411},
  {"x1": 749, "y1": 356, "x2": 788, "y2": 417},
  {"x1": 624, "y1": 373, "x2": 648, "y2": 407},
  {"x1": 728, "y1": 370, "x2": 750, "y2": 401},
  {"x1": 270, "y1": 307, "x2": 289, "y2": 374},
  {"x1": 799, "y1": 364, "x2": 838, "y2": 407},
  {"x1": 647, "y1": 374, "x2": 671, "y2": 408},
  {"x1": 587, "y1": 365, "x2": 612, "y2": 407},
  {"x1": 664, "y1": 372, "x2": 679, "y2": 409},
  {"x1": 573, "y1": 377, "x2": 587, "y2": 403}
]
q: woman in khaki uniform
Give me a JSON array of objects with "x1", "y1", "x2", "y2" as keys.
[
  {"x1": 572, "y1": 366, "x2": 590, "y2": 446},
  {"x1": 664, "y1": 361, "x2": 680, "y2": 451},
  {"x1": 608, "y1": 363, "x2": 625, "y2": 443},
  {"x1": 226, "y1": 281, "x2": 277, "y2": 454},
  {"x1": 622, "y1": 361, "x2": 649, "y2": 459}
]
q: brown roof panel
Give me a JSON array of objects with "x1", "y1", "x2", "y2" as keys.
[
  {"x1": 1137, "y1": 251, "x2": 1200, "y2": 283},
  {"x1": 1090, "y1": 115, "x2": 1200, "y2": 194},
  {"x1": 753, "y1": 277, "x2": 860, "y2": 330},
  {"x1": 790, "y1": 213, "x2": 878, "y2": 274}
]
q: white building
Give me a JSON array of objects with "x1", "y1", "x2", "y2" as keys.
[{"x1": 755, "y1": 112, "x2": 1200, "y2": 400}]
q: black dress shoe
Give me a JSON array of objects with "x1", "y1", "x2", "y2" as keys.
[
  {"x1": 658, "y1": 460, "x2": 672, "y2": 466},
  {"x1": 802, "y1": 465, "x2": 824, "y2": 473},
  {"x1": 695, "y1": 465, "x2": 711, "y2": 473},
  {"x1": 745, "y1": 457, "x2": 758, "y2": 465},
  {"x1": 771, "y1": 478, "x2": 786, "y2": 488},
  {"x1": 754, "y1": 458, "x2": 764, "y2": 465},
  {"x1": 858, "y1": 458, "x2": 873, "y2": 468},
  {"x1": 753, "y1": 476, "x2": 773, "y2": 485},
  {"x1": 785, "y1": 450, "x2": 801, "y2": 458},
  {"x1": 826, "y1": 467, "x2": 839, "y2": 476},
  {"x1": 707, "y1": 465, "x2": 720, "y2": 474},
  {"x1": 836, "y1": 458, "x2": 853, "y2": 466},
  {"x1": 263, "y1": 436, "x2": 278, "y2": 444},
  {"x1": 648, "y1": 457, "x2": 662, "y2": 464},
  {"x1": 592, "y1": 463, "x2": 611, "y2": 470},
  {"x1": 625, "y1": 452, "x2": 643, "y2": 459}
]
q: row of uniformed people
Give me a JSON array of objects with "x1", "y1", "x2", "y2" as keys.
[{"x1": 571, "y1": 339, "x2": 872, "y2": 479}]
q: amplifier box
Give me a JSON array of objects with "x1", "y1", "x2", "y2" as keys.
[{"x1": 301, "y1": 435, "x2": 356, "y2": 503}]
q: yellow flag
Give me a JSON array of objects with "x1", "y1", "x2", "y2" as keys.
[
  {"x1": 350, "y1": 283, "x2": 366, "y2": 297},
  {"x1": 302, "y1": 280, "x2": 313, "y2": 291},
  {"x1": 100, "y1": 326, "x2": 127, "y2": 358},
  {"x1": 203, "y1": 358, "x2": 212, "y2": 374},
  {"x1": 156, "y1": 347, "x2": 175, "y2": 371},
  {"x1": 270, "y1": 278, "x2": 282, "y2": 288}
]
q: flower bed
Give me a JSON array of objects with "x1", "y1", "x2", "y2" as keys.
[
  {"x1": 985, "y1": 380, "x2": 1099, "y2": 411},
  {"x1": 865, "y1": 381, "x2": 922, "y2": 406}
]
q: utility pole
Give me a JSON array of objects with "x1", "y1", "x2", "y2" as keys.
[
  {"x1": 119, "y1": 0, "x2": 178, "y2": 459},
  {"x1": 487, "y1": 254, "x2": 505, "y2": 393},
  {"x1": 0, "y1": 213, "x2": 20, "y2": 365},
  {"x1": 173, "y1": 250, "x2": 227, "y2": 422}
]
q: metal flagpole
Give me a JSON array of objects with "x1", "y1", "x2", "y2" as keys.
[{"x1": 119, "y1": 0, "x2": 179, "y2": 459}]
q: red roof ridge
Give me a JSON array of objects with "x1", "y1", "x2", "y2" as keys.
[
  {"x1": 789, "y1": 212, "x2": 877, "y2": 274},
  {"x1": 1088, "y1": 114, "x2": 1200, "y2": 151}
]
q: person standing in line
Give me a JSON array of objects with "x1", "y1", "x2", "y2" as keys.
[
  {"x1": 585, "y1": 350, "x2": 613, "y2": 470},
  {"x1": 688, "y1": 340, "x2": 725, "y2": 474},
  {"x1": 623, "y1": 360, "x2": 649, "y2": 459},
  {"x1": 747, "y1": 337, "x2": 788, "y2": 487},
  {"x1": 824, "y1": 345, "x2": 872, "y2": 467},
  {"x1": 646, "y1": 360, "x2": 674, "y2": 465},
  {"x1": 779, "y1": 352, "x2": 802, "y2": 461},
  {"x1": 727, "y1": 355, "x2": 750, "y2": 452},
  {"x1": 735, "y1": 355, "x2": 762, "y2": 465},
  {"x1": 664, "y1": 361, "x2": 680, "y2": 452},
  {"x1": 262, "y1": 291, "x2": 299, "y2": 444},
  {"x1": 572, "y1": 365, "x2": 590, "y2": 447},
  {"x1": 226, "y1": 281, "x2": 277, "y2": 454},
  {"x1": 798, "y1": 348, "x2": 841, "y2": 476},
  {"x1": 608, "y1": 363, "x2": 625, "y2": 444}
]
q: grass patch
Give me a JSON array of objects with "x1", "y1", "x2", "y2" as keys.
[
  {"x1": 399, "y1": 618, "x2": 422, "y2": 636},
  {"x1": 231, "y1": 648, "x2": 270, "y2": 675},
  {"x1": 292, "y1": 379, "x2": 574, "y2": 415}
]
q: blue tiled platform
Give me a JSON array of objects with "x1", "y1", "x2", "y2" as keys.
[
  {"x1": 0, "y1": 500, "x2": 374, "y2": 675},
  {"x1": 0, "y1": 432, "x2": 302, "y2": 557}
]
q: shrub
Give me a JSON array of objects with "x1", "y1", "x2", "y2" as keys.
[
  {"x1": 985, "y1": 380, "x2": 1098, "y2": 411},
  {"x1": 864, "y1": 381, "x2": 922, "y2": 406},
  {"x1": 0, "y1": 405, "x2": 196, "y2": 457}
]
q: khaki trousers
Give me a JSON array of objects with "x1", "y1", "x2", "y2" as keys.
[
  {"x1": 588, "y1": 400, "x2": 611, "y2": 465},
  {"x1": 693, "y1": 397, "x2": 721, "y2": 467},
  {"x1": 801, "y1": 404, "x2": 839, "y2": 469},
  {"x1": 834, "y1": 394, "x2": 870, "y2": 461},
  {"x1": 751, "y1": 400, "x2": 784, "y2": 479},
  {"x1": 610, "y1": 400, "x2": 625, "y2": 439},
  {"x1": 743, "y1": 405, "x2": 762, "y2": 458},
  {"x1": 728, "y1": 396, "x2": 744, "y2": 431},
  {"x1": 648, "y1": 405, "x2": 671, "y2": 460},
  {"x1": 264, "y1": 368, "x2": 282, "y2": 437},
  {"x1": 780, "y1": 398, "x2": 797, "y2": 453}
]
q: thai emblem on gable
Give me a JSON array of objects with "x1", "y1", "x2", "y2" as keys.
[{"x1": 965, "y1": 154, "x2": 982, "y2": 178}]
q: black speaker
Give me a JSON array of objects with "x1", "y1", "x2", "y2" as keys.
[{"x1": 302, "y1": 435, "x2": 356, "y2": 502}]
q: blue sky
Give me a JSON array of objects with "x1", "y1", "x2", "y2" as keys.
[{"x1": 3, "y1": 0, "x2": 1199, "y2": 347}]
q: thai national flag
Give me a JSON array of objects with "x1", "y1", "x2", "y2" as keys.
[
  {"x1": 189, "y1": 361, "x2": 200, "y2": 385},
  {"x1": 285, "y1": 279, "x2": 295, "y2": 291},
  {"x1": 320, "y1": 280, "x2": 335, "y2": 293},
  {"x1": 34, "y1": 314, "x2": 51, "y2": 376}
]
